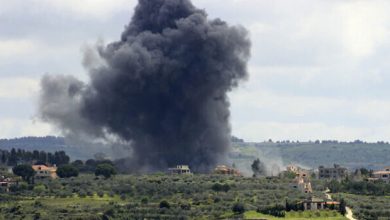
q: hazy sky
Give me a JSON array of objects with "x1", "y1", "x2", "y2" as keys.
[{"x1": 1, "y1": 0, "x2": 390, "y2": 142}]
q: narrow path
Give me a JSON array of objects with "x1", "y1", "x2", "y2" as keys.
[
  {"x1": 345, "y1": 207, "x2": 356, "y2": 220},
  {"x1": 324, "y1": 188, "x2": 356, "y2": 220}
]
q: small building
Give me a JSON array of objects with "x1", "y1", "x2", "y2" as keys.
[
  {"x1": 285, "y1": 164, "x2": 311, "y2": 179},
  {"x1": 371, "y1": 167, "x2": 390, "y2": 183},
  {"x1": 168, "y1": 165, "x2": 191, "y2": 175},
  {"x1": 32, "y1": 165, "x2": 58, "y2": 179},
  {"x1": 0, "y1": 176, "x2": 17, "y2": 192},
  {"x1": 300, "y1": 197, "x2": 340, "y2": 211},
  {"x1": 290, "y1": 177, "x2": 312, "y2": 194},
  {"x1": 318, "y1": 164, "x2": 348, "y2": 180},
  {"x1": 214, "y1": 165, "x2": 242, "y2": 176}
]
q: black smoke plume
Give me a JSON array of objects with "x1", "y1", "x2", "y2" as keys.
[{"x1": 39, "y1": 0, "x2": 250, "y2": 172}]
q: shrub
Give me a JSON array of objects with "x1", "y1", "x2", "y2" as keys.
[
  {"x1": 56, "y1": 165, "x2": 79, "y2": 178},
  {"x1": 33, "y1": 184, "x2": 46, "y2": 194},
  {"x1": 141, "y1": 197, "x2": 148, "y2": 204},
  {"x1": 97, "y1": 191, "x2": 105, "y2": 198},
  {"x1": 12, "y1": 164, "x2": 35, "y2": 183},
  {"x1": 232, "y1": 203, "x2": 245, "y2": 214},
  {"x1": 259, "y1": 204, "x2": 286, "y2": 217},
  {"x1": 212, "y1": 183, "x2": 230, "y2": 192},
  {"x1": 95, "y1": 164, "x2": 116, "y2": 179},
  {"x1": 159, "y1": 200, "x2": 170, "y2": 209}
]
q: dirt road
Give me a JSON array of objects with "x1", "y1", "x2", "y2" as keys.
[
  {"x1": 324, "y1": 188, "x2": 356, "y2": 220},
  {"x1": 345, "y1": 207, "x2": 357, "y2": 220}
]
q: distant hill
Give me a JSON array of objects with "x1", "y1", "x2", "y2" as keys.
[
  {"x1": 0, "y1": 136, "x2": 100, "y2": 160},
  {"x1": 231, "y1": 140, "x2": 390, "y2": 171},
  {"x1": 1, "y1": 136, "x2": 389, "y2": 170},
  {"x1": 0, "y1": 136, "x2": 66, "y2": 150}
]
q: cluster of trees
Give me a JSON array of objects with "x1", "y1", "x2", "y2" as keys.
[
  {"x1": 335, "y1": 193, "x2": 390, "y2": 220},
  {"x1": 11, "y1": 159, "x2": 117, "y2": 183},
  {"x1": 259, "y1": 204, "x2": 286, "y2": 217},
  {"x1": 70, "y1": 159, "x2": 117, "y2": 177},
  {"x1": 327, "y1": 179, "x2": 390, "y2": 195},
  {"x1": 0, "y1": 149, "x2": 69, "y2": 166},
  {"x1": 1, "y1": 174, "x2": 308, "y2": 219}
]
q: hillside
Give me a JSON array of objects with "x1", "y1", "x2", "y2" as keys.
[
  {"x1": 1, "y1": 137, "x2": 389, "y2": 170},
  {"x1": 231, "y1": 140, "x2": 390, "y2": 171}
]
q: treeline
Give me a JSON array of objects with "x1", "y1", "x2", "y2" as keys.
[
  {"x1": 0, "y1": 148, "x2": 70, "y2": 166},
  {"x1": 252, "y1": 139, "x2": 390, "y2": 145},
  {"x1": 0, "y1": 136, "x2": 66, "y2": 151},
  {"x1": 327, "y1": 179, "x2": 390, "y2": 196}
]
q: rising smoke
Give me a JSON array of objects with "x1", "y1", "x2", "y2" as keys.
[{"x1": 39, "y1": 0, "x2": 251, "y2": 172}]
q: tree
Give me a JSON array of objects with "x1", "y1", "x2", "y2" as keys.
[
  {"x1": 159, "y1": 200, "x2": 170, "y2": 209},
  {"x1": 53, "y1": 151, "x2": 70, "y2": 166},
  {"x1": 212, "y1": 183, "x2": 230, "y2": 192},
  {"x1": 339, "y1": 198, "x2": 347, "y2": 216},
  {"x1": 95, "y1": 163, "x2": 116, "y2": 178},
  {"x1": 13, "y1": 164, "x2": 35, "y2": 183},
  {"x1": 72, "y1": 160, "x2": 84, "y2": 167},
  {"x1": 232, "y1": 203, "x2": 245, "y2": 214},
  {"x1": 8, "y1": 148, "x2": 18, "y2": 166},
  {"x1": 1, "y1": 152, "x2": 7, "y2": 164},
  {"x1": 56, "y1": 164, "x2": 79, "y2": 178},
  {"x1": 251, "y1": 158, "x2": 266, "y2": 177}
]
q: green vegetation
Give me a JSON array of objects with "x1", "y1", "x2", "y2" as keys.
[
  {"x1": 12, "y1": 164, "x2": 35, "y2": 183},
  {"x1": 244, "y1": 210, "x2": 347, "y2": 219},
  {"x1": 0, "y1": 174, "x2": 317, "y2": 219},
  {"x1": 0, "y1": 148, "x2": 70, "y2": 167},
  {"x1": 56, "y1": 165, "x2": 79, "y2": 178},
  {"x1": 94, "y1": 163, "x2": 116, "y2": 178},
  {"x1": 232, "y1": 141, "x2": 390, "y2": 170},
  {"x1": 334, "y1": 193, "x2": 390, "y2": 220},
  {"x1": 327, "y1": 179, "x2": 390, "y2": 195}
]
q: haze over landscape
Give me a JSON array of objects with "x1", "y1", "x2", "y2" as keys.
[{"x1": 3, "y1": 0, "x2": 390, "y2": 142}]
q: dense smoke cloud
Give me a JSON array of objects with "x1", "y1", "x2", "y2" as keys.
[{"x1": 39, "y1": 0, "x2": 250, "y2": 172}]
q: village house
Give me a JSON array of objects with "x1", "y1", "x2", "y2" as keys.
[
  {"x1": 287, "y1": 165, "x2": 312, "y2": 193},
  {"x1": 290, "y1": 177, "x2": 312, "y2": 194},
  {"x1": 168, "y1": 165, "x2": 192, "y2": 175},
  {"x1": 0, "y1": 176, "x2": 17, "y2": 192},
  {"x1": 32, "y1": 165, "x2": 58, "y2": 179},
  {"x1": 371, "y1": 166, "x2": 390, "y2": 183},
  {"x1": 214, "y1": 165, "x2": 242, "y2": 176},
  {"x1": 318, "y1": 164, "x2": 348, "y2": 180},
  {"x1": 300, "y1": 197, "x2": 340, "y2": 211},
  {"x1": 286, "y1": 164, "x2": 312, "y2": 179}
]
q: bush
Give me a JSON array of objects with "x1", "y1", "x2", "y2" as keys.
[
  {"x1": 159, "y1": 200, "x2": 170, "y2": 209},
  {"x1": 95, "y1": 164, "x2": 116, "y2": 179},
  {"x1": 260, "y1": 204, "x2": 286, "y2": 217},
  {"x1": 9, "y1": 182, "x2": 28, "y2": 192},
  {"x1": 211, "y1": 183, "x2": 230, "y2": 192},
  {"x1": 12, "y1": 164, "x2": 35, "y2": 183},
  {"x1": 141, "y1": 197, "x2": 148, "y2": 204},
  {"x1": 232, "y1": 203, "x2": 245, "y2": 214},
  {"x1": 33, "y1": 184, "x2": 46, "y2": 194},
  {"x1": 56, "y1": 165, "x2": 79, "y2": 178},
  {"x1": 97, "y1": 191, "x2": 105, "y2": 198}
]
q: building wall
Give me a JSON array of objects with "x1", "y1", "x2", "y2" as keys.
[{"x1": 318, "y1": 165, "x2": 347, "y2": 180}]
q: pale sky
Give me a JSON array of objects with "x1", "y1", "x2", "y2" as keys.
[{"x1": 2, "y1": 0, "x2": 390, "y2": 142}]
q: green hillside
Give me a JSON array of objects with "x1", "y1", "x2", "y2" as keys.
[{"x1": 231, "y1": 141, "x2": 390, "y2": 171}]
